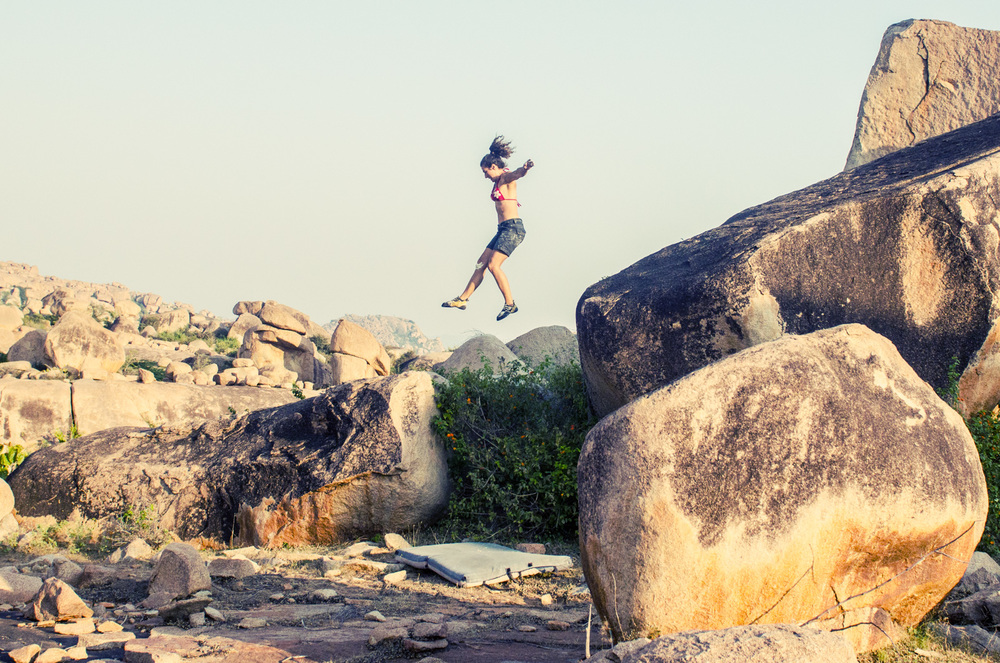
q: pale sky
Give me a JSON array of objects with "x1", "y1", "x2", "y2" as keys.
[{"x1": 3, "y1": 2, "x2": 1000, "y2": 348}]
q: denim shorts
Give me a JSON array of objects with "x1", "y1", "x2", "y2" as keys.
[{"x1": 486, "y1": 218, "x2": 526, "y2": 256}]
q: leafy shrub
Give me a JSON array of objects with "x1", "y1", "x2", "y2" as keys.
[
  {"x1": 213, "y1": 336, "x2": 240, "y2": 357},
  {"x1": 105, "y1": 503, "x2": 169, "y2": 549},
  {"x1": 969, "y1": 409, "x2": 1000, "y2": 557},
  {"x1": 432, "y1": 357, "x2": 596, "y2": 541},
  {"x1": 0, "y1": 444, "x2": 26, "y2": 479},
  {"x1": 311, "y1": 334, "x2": 332, "y2": 357},
  {"x1": 22, "y1": 312, "x2": 57, "y2": 329},
  {"x1": 121, "y1": 358, "x2": 167, "y2": 381}
]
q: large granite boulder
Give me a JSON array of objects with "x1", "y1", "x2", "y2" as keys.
[
  {"x1": 228, "y1": 313, "x2": 262, "y2": 341},
  {"x1": 578, "y1": 113, "x2": 1000, "y2": 417},
  {"x1": 578, "y1": 325, "x2": 987, "y2": 652},
  {"x1": 241, "y1": 325, "x2": 319, "y2": 384},
  {"x1": 846, "y1": 20, "x2": 1000, "y2": 170},
  {"x1": 330, "y1": 319, "x2": 391, "y2": 377},
  {"x1": 7, "y1": 329, "x2": 47, "y2": 366},
  {"x1": 0, "y1": 305, "x2": 22, "y2": 331},
  {"x1": 9, "y1": 372, "x2": 449, "y2": 545},
  {"x1": 258, "y1": 301, "x2": 311, "y2": 336},
  {"x1": 0, "y1": 379, "x2": 73, "y2": 452},
  {"x1": 437, "y1": 334, "x2": 519, "y2": 374},
  {"x1": 70, "y1": 380, "x2": 298, "y2": 434},
  {"x1": 44, "y1": 311, "x2": 125, "y2": 375},
  {"x1": 506, "y1": 326, "x2": 579, "y2": 368}
]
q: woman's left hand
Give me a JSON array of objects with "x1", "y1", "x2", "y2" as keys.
[{"x1": 524, "y1": 159, "x2": 534, "y2": 170}]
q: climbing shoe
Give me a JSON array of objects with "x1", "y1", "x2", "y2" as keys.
[
  {"x1": 497, "y1": 302, "x2": 518, "y2": 320},
  {"x1": 442, "y1": 297, "x2": 468, "y2": 310}
]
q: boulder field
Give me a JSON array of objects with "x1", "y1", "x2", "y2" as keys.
[{"x1": 577, "y1": 325, "x2": 987, "y2": 652}]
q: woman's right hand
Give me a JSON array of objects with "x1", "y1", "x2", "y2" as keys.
[{"x1": 524, "y1": 159, "x2": 534, "y2": 170}]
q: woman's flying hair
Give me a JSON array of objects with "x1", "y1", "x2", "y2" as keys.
[{"x1": 480, "y1": 135, "x2": 514, "y2": 169}]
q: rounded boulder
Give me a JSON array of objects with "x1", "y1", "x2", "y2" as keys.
[{"x1": 578, "y1": 324, "x2": 987, "y2": 651}]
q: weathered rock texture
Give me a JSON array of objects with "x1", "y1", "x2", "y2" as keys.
[
  {"x1": 44, "y1": 311, "x2": 125, "y2": 375},
  {"x1": 0, "y1": 378, "x2": 296, "y2": 452},
  {"x1": 607, "y1": 625, "x2": 858, "y2": 663},
  {"x1": 70, "y1": 380, "x2": 297, "y2": 434},
  {"x1": 578, "y1": 112, "x2": 1000, "y2": 417},
  {"x1": 578, "y1": 325, "x2": 987, "y2": 650},
  {"x1": 846, "y1": 20, "x2": 1000, "y2": 170},
  {"x1": 9, "y1": 372, "x2": 449, "y2": 545}
]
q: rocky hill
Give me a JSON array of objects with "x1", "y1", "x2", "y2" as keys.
[{"x1": 325, "y1": 314, "x2": 445, "y2": 355}]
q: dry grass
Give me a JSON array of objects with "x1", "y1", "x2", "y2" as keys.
[{"x1": 857, "y1": 627, "x2": 1000, "y2": 663}]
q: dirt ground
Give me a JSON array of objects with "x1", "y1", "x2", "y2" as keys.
[{"x1": 0, "y1": 542, "x2": 612, "y2": 663}]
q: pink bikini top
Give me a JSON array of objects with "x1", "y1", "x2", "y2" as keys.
[{"x1": 491, "y1": 171, "x2": 521, "y2": 207}]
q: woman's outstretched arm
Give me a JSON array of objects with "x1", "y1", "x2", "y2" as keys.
[{"x1": 501, "y1": 159, "x2": 534, "y2": 183}]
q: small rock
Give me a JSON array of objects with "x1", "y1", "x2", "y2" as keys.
[
  {"x1": 78, "y1": 630, "x2": 137, "y2": 652},
  {"x1": 417, "y1": 613, "x2": 446, "y2": 623},
  {"x1": 547, "y1": 620, "x2": 571, "y2": 631},
  {"x1": 404, "y1": 638, "x2": 449, "y2": 653},
  {"x1": 238, "y1": 617, "x2": 267, "y2": 629},
  {"x1": 384, "y1": 570, "x2": 407, "y2": 585},
  {"x1": 416, "y1": 659, "x2": 445, "y2": 663},
  {"x1": 368, "y1": 625, "x2": 408, "y2": 646},
  {"x1": 310, "y1": 588, "x2": 339, "y2": 602},
  {"x1": 318, "y1": 557, "x2": 342, "y2": 575},
  {"x1": 365, "y1": 610, "x2": 386, "y2": 622},
  {"x1": 35, "y1": 648, "x2": 70, "y2": 663},
  {"x1": 97, "y1": 620, "x2": 124, "y2": 632},
  {"x1": 65, "y1": 647, "x2": 87, "y2": 661},
  {"x1": 383, "y1": 533, "x2": 411, "y2": 551},
  {"x1": 140, "y1": 592, "x2": 174, "y2": 610},
  {"x1": 9, "y1": 644, "x2": 41, "y2": 663},
  {"x1": 148, "y1": 543, "x2": 211, "y2": 600},
  {"x1": 343, "y1": 542, "x2": 377, "y2": 557},
  {"x1": 53, "y1": 617, "x2": 96, "y2": 635},
  {"x1": 413, "y1": 622, "x2": 448, "y2": 639},
  {"x1": 516, "y1": 543, "x2": 547, "y2": 555},
  {"x1": 207, "y1": 557, "x2": 257, "y2": 579},
  {"x1": 25, "y1": 578, "x2": 93, "y2": 622},
  {"x1": 269, "y1": 593, "x2": 285, "y2": 601},
  {"x1": 540, "y1": 594, "x2": 553, "y2": 606},
  {"x1": 204, "y1": 606, "x2": 225, "y2": 622},
  {"x1": 518, "y1": 624, "x2": 537, "y2": 632},
  {"x1": 158, "y1": 597, "x2": 212, "y2": 622},
  {"x1": 189, "y1": 611, "x2": 205, "y2": 626}
]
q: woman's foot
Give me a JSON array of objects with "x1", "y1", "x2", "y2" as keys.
[
  {"x1": 497, "y1": 302, "x2": 518, "y2": 320},
  {"x1": 442, "y1": 297, "x2": 468, "y2": 310}
]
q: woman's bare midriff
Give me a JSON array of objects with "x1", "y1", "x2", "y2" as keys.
[{"x1": 495, "y1": 200, "x2": 521, "y2": 222}]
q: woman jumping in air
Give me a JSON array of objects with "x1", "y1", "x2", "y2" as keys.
[{"x1": 442, "y1": 135, "x2": 533, "y2": 321}]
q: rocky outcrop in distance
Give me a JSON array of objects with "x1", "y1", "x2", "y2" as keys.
[
  {"x1": 846, "y1": 20, "x2": 1000, "y2": 170},
  {"x1": 578, "y1": 325, "x2": 987, "y2": 652},
  {"x1": 578, "y1": 111, "x2": 1000, "y2": 417},
  {"x1": 8, "y1": 372, "x2": 448, "y2": 546}
]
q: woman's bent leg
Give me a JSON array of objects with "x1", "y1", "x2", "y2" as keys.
[
  {"x1": 487, "y1": 251, "x2": 514, "y2": 305},
  {"x1": 459, "y1": 249, "x2": 493, "y2": 300}
]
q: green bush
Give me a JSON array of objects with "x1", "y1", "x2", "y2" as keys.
[
  {"x1": 432, "y1": 357, "x2": 596, "y2": 541},
  {"x1": 0, "y1": 444, "x2": 26, "y2": 479},
  {"x1": 969, "y1": 410, "x2": 1000, "y2": 557},
  {"x1": 213, "y1": 335, "x2": 240, "y2": 357}
]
